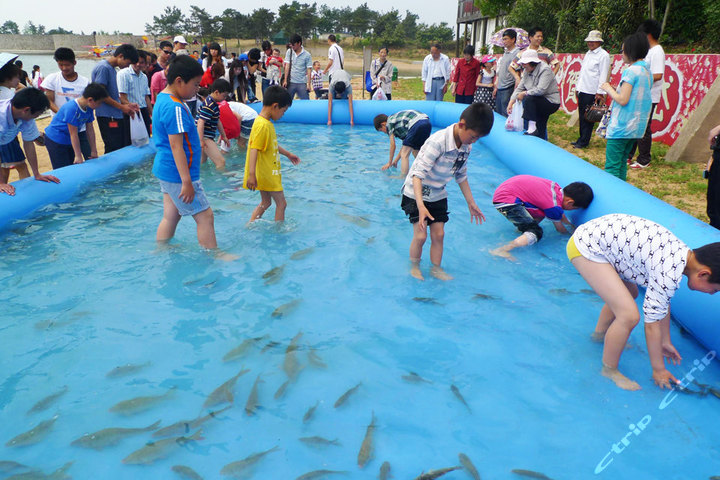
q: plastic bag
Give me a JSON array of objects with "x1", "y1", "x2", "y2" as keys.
[
  {"x1": 365, "y1": 71, "x2": 373, "y2": 92},
  {"x1": 504, "y1": 100, "x2": 524, "y2": 132},
  {"x1": 372, "y1": 88, "x2": 387, "y2": 101},
  {"x1": 129, "y1": 114, "x2": 149, "y2": 146}
]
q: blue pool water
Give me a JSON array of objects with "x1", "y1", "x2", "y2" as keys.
[{"x1": 1, "y1": 124, "x2": 720, "y2": 479}]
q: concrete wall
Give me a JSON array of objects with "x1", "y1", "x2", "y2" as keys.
[
  {"x1": 666, "y1": 75, "x2": 720, "y2": 163},
  {"x1": 0, "y1": 34, "x2": 157, "y2": 53}
]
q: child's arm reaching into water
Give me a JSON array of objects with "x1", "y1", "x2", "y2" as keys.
[
  {"x1": 279, "y1": 145, "x2": 300, "y2": 165},
  {"x1": 381, "y1": 135, "x2": 397, "y2": 170},
  {"x1": 552, "y1": 214, "x2": 575, "y2": 234},
  {"x1": 217, "y1": 119, "x2": 229, "y2": 147},
  {"x1": 457, "y1": 179, "x2": 485, "y2": 224},
  {"x1": 645, "y1": 313, "x2": 682, "y2": 389}
]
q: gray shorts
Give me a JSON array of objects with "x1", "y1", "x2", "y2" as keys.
[{"x1": 160, "y1": 179, "x2": 211, "y2": 217}]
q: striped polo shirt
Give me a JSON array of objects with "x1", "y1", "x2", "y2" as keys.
[
  {"x1": 198, "y1": 96, "x2": 220, "y2": 139},
  {"x1": 117, "y1": 67, "x2": 150, "y2": 108}
]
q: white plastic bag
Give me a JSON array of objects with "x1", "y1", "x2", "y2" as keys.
[
  {"x1": 372, "y1": 88, "x2": 387, "y2": 101},
  {"x1": 129, "y1": 114, "x2": 149, "y2": 146},
  {"x1": 505, "y1": 101, "x2": 524, "y2": 132}
]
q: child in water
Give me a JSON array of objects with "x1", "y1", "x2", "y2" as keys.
[
  {"x1": 243, "y1": 85, "x2": 300, "y2": 222},
  {"x1": 568, "y1": 213, "x2": 720, "y2": 390},
  {"x1": 400, "y1": 102, "x2": 494, "y2": 280}
]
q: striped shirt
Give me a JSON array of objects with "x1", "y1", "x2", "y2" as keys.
[
  {"x1": 402, "y1": 124, "x2": 470, "y2": 202},
  {"x1": 117, "y1": 67, "x2": 150, "y2": 108},
  {"x1": 198, "y1": 96, "x2": 220, "y2": 139},
  {"x1": 386, "y1": 110, "x2": 429, "y2": 140}
]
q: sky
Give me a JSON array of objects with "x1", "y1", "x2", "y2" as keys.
[{"x1": 1, "y1": 0, "x2": 460, "y2": 36}]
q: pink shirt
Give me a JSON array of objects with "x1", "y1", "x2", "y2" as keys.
[
  {"x1": 493, "y1": 175, "x2": 565, "y2": 221},
  {"x1": 150, "y1": 70, "x2": 167, "y2": 105}
]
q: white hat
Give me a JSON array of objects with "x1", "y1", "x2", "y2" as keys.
[
  {"x1": 173, "y1": 35, "x2": 188, "y2": 45},
  {"x1": 0, "y1": 53, "x2": 19, "y2": 69},
  {"x1": 518, "y1": 49, "x2": 541, "y2": 64},
  {"x1": 584, "y1": 30, "x2": 604, "y2": 42}
]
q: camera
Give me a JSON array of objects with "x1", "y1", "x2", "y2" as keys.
[
  {"x1": 712, "y1": 134, "x2": 720, "y2": 151},
  {"x1": 704, "y1": 170, "x2": 710, "y2": 179}
]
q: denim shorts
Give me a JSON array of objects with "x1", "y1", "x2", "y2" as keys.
[
  {"x1": 240, "y1": 119, "x2": 255, "y2": 139},
  {"x1": 160, "y1": 179, "x2": 211, "y2": 217},
  {"x1": 402, "y1": 119, "x2": 432, "y2": 150},
  {"x1": 494, "y1": 202, "x2": 543, "y2": 241}
]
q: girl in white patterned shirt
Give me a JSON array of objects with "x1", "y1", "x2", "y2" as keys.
[{"x1": 567, "y1": 213, "x2": 720, "y2": 391}]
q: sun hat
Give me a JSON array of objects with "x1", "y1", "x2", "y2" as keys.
[
  {"x1": 0, "y1": 53, "x2": 19, "y2": 69},
  {"x1": 584, "y1": 30, "x2": 604, "y2": 43},
  {"x1": 518, "y1": 49, "x2": 541, "y2": 64},
  {"x1": 173, "y1": 35, "x2": 188, "y2": 45},
  {"x1": 480, "y1": 54, "x2": 496, "y2": 63}
]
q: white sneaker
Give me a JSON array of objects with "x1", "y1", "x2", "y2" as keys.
[{"x1": 629, "y1": 161, "x2": 649, "y2": 169}]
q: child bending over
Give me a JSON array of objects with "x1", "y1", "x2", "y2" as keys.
[
  {"x1": 374, "y1": 110, "x2": 432, "y2": 175},
  {"x1": 490, "y1": 175, "x2": 594, "y2": 260},
  {"x1": 197, "y1": 78, "x2": 231, "y2": 170},
  {"x1": 568, "y1": 213, "x2": 720, "y2": 390},
  {"x1": 400, "y1": 103, "x2": 494, "y2": 280},
  {"x1": 243, "y1": 85, "x2": 300, "y2": 222}
]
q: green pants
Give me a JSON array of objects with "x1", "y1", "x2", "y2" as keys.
[{"x1": 605, "y1": 138, "x2": 636, "y2": 181}]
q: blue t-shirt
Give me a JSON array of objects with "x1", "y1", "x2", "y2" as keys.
[
  {"x1": 91, "y1": 60, "x2": 122, "y2": 118},
  {"x1": 607, "y1": 60, "x2": 653, "y2": 139},
  {"x1": 44, "y1": 99, "x2": 95, "y2": 145},
  {"x1": 152, "y1": 92, "x2": 202, "y2": 183}
]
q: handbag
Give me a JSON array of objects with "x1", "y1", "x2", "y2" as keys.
[
  {"x1": 595, "y1": 104, "x2": 613, "y2": 139},
  {"x1": 584, "y1": 99, "x2": 608, "y2": 123},
  {"x1": 365, "y1": 71, "x2": 374, "y2": 93}
]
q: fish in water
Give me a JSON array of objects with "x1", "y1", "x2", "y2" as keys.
[
  {"x1": 548, "y1": 288, "x2": 573, "y2": 296},
  {"x1": 334, "y1": 382, "x2": 362, "y2": 408},
  {"x1": 105, "y1": 362, "x2": 152, "y2": 379},
  {"x1": 262, "y1": 265, "x2": 285, "y2": 285},
  {"x1": 366, "y1": 236, "x2": 375, "y2": 244},
  {"x1": 472, "y1": 293, "x2": 498, "y2": 300},
  {"x1": 413, "y1": 466, "x2": 462, "y2": 480},
  {"x1": 295, "y1": 470, "x2": 348, "y2": 480},
  {"x1": 153, "y1": 406, "x2": 231, "y2": 438},
  {"x1": 27, "y1": 386, "x2": 68, "y2": 415},
  {"x1": 109, "y1": 387, "x2": 175, "y2": 415},
  {"x1": 379, "y1": 462, "x2": 391, "y2": 480},
  {"x1": 5, "y1": 462, "x2": 73, "y2": 480},
  {"x1": 402, "y1": 372, "x2": 432, "y2": 384},
  {"x1": 458, "y1": 453, "x2": 481, "y2": 480},
  {"x1": 6, "y1": 415, "x2": 59, "y2": 447},
  {"x1": 337, "y1": 212, "x2": 371, "y2": 228},
  {"x1": 450, "y1": 385, "x2": 472, "y2": 413},
  {"x1": 299, "y1": 436, "x2": 341, "y2": 447},
  {"x1": 261, "y1": 341, "x2": 280, "y2": 353},
  {"x1": 245, "y1": 375, "x2": 263, "y2": 416},
  {"x1": 412, "y1": 297, "x2": 441, "y2": 305},
  {"x1": 283, "y1": 332, "x2": 304, "y2": 380},
  {"x1": 220, "y1": 446, "x2": 279, "y2": 477},
  {"x1": 203, "y1": 367, "x2": 250, "y2": 409},
  {"x1": 222, "y1": 336, "x2": 268, "y2": 362},
  {"x1": 71, "y1": 420, "x2": 161, "y2": 450},
  {"x1": 171, "y1": 465, "x2": 204, "y2": 480},
  {"x1": 122, "y1": 430, "x2": 203, "y2": 465},
  {"x1": 308, "y1": 348, "x2": 327, "y2": 368},
  {"x1": 290, "y1": 247, "x2": 315, "y2": 260},
  {"x1": 303, "y1": 401, "x2": 319, "y2": 423},
  {"x1": 274, "y1": 379, "x2": 291, "y2": 400},
  {"x1": 272, "y1": 299, "x2": 302, "y2": 318},
  {"x1": 511, "y1": 469, "x2": 555, "y2": 480},
  {"x1": 357, "y1": 412, "x2": 376, "y2": 468},
  {"x1": 0, "y1": 461, "x2": 29, "y2": 473}
]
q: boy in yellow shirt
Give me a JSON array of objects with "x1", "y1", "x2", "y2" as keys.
[{"x1": 243, "y1": 85, "x2": 300, "y2": 222}]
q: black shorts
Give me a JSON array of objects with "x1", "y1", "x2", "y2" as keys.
[
  {"x1": 401, "y1": 195, "x2": 449, "y2": 224},
  {"x1": 402, "y1": 119, "x2": 432, "y2": 150}
]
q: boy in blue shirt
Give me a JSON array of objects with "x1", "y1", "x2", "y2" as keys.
[
  {"x1": 0, "y1": 88, "x2": 60, "y2": 195},
  {"x1": 44, "y1": 83, "x2": 107, "y2": 170},
  {"x1": 197, "y1": 78, "x2": 231, "y2": 170},
  {"x1": 152, "y1": 55, "x2": 218, "y2": 250}
]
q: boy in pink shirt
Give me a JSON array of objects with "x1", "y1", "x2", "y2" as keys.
[{"x1": 490, "y1": 175, "x2": 593, "y2": 260}]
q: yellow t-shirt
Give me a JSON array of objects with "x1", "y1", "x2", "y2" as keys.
[{"x1": 243, "y1": 115, "x2": 282, "y2": 191}]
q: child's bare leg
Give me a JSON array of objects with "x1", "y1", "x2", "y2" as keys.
[
  {"x1": 238, "y1": 137, "x2": 247, "y2": 148},
  {"x1": 399, "y1": 146, "x2": 412, "y2": 175},
  {"x1": 203, "y1": 139, "x2": 226, "y2": 170},
  {"x1": 15, "y1": 163, "x2": 30, "y2": 180},
  {"x1": 409, "y1": 221, "x2": 428, "y2": 280},
  {"x1": 429, "y1": 222, "x2": 452, "y2": 280},
  {"x1": 592, "y1": 281, "x2": 638, "y2": 342},
  {"x1": 490, "y1": 232, "x2": 532, "y2": 261},
  {"x1": 193, "y1": 207, "x2": 217, "y2": 249},
  {"x1": 571, "y1": 256, "x2": 641, "y2": 391},
  {"x1": 269, "y1": 191, "x2": 287, "y2": 221},
  {"x1": 249, "y1": 191, "x2": 272, "y2": 222},
  {"x1": 157, "y1": 193, "x2": 181, "y2": 242},
  {"x1": 0, "y1": 167, "x2": 10, "y2": 184}
]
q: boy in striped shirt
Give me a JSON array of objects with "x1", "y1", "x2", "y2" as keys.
[
  {"x1": 375, "y1": 109, "x2": 431, "y2": 175},
  {"x1": 197, "y1": 78, "x2": 231, "y2": 170},
  {"x1": 400, "y1": 103, "x2": 493, "y2": 280}
]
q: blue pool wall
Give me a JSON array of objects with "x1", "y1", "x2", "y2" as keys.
[{"x1": 2, "y1": 99, "x2": 719, "y2": 356}]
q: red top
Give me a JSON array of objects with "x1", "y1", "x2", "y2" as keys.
[
  {"x1": 218, "y1": 101, "x2": 240, "y2": 139},
  {"x1": 452, "y1": 57, "x2": 482, "y2": 96},
  {"x1": 199, "y1": 69, "x2": 215, "y2": 88}
]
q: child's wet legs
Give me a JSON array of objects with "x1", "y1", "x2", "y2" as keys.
[
  {"x1": 250, "y1": 192, "x2": 272, "y2": 222},
  {"x1": 193, "y1": 207, "x2": 217, "y2": 249},
  {"x1": 271, "y1": 191, "x2": 287, "y2": 221},
  {"x1": 409, "y1": 221, "x2": 428, "y2": 260},
  {"x1": 157, "y1": 193, "x2": 181, "y2": 242},
  {"x1": 429, "y1": 222, "x2": 452, "y2": 280}
]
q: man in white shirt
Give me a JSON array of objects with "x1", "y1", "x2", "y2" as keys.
[
  {"x1": 323, "y1": 34, "x2": 344, "y2": 77},
  {"x1": 572, "y1": 30, "x2": 610, "y2": 149},
  {"x1": 421, "y1": 44, "x2": 451, "y2": 102},
  {"x1": 629, "y1": 19, "x2": 665, "y2": 169}
]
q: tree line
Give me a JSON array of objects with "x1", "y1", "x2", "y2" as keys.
[{"x1": 144, "y1": 3, "x2": 454, "y2": 48}]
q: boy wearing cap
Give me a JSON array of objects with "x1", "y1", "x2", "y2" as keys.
[{"x1": 572, "y1": 30, "x2": 610, "y2": 149}]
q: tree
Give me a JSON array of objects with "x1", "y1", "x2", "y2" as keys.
[
  {"x1": 317, "y1": 5, "x2": 340, "y2": 33},
  {"x1": 276, "y1": 2, "x2": 318, "y2": 38},
  {"x1": 416, "y1": 22, "x2": 454, "y2": 47},
  {"x1": 47, "y1": 27, "x2": 74, "y2": 35},
  {"x1": 219, "y1": 8, "x2": 246, "y2": 40},
  {"x1": 249, "y1": 8, "x2": 275, "y2": 42},
  {"x1": 348, "y1": 3, "x2": 374, "y2": 37},
  {"x1": 372, "y1": 9, "x2": 405, "y2": 47},
  {"x1": 0, "y1": 20, "x2": 20, "y2": 35},
  {"x1": 22, "y1": 21, "x2": 46, "y2": 35},
  {"x1": 145, "y1": 6, "x2": 186, "y2": 37},
  {"x1": 401, "y1": 11, "x2": 419, "y2": 41},
  {"x1": 185, "y1": 6, "x2": 221, "y2": 43},
  {"x1": 474, "y1": 0, "x2": 515, "y2": 16}
]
